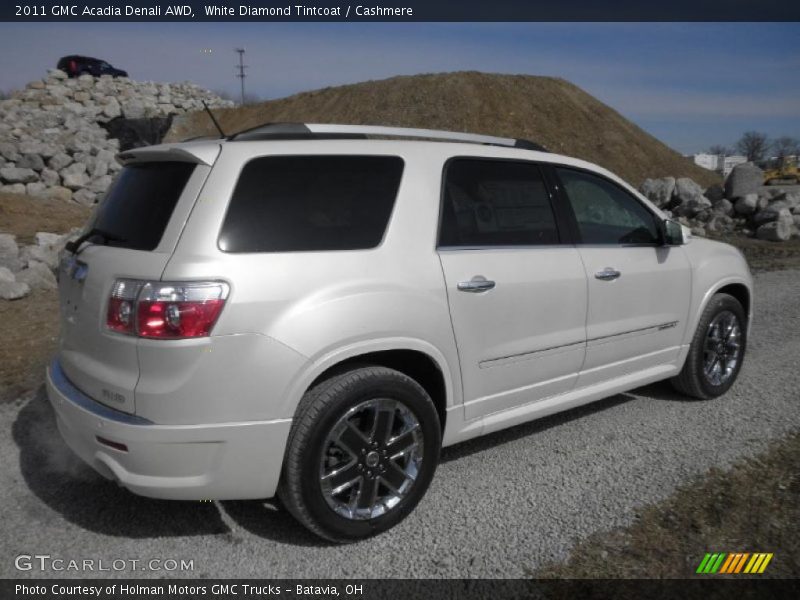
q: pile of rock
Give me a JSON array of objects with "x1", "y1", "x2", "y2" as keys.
[
  {"x1": 0, "y1": 69, "x2": 232, "y2": 205},
  {"x1": 0, "y1": 230, "x2": 78, "y2": 300},
  {"x1": 640, "y1": 163, "x2": 800, "y2": 242}
]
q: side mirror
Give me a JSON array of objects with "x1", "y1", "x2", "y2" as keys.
[{"x1": 662, "y1": 219, "x2": 685, "y2": 246}]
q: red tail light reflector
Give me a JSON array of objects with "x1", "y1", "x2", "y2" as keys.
[{"x1": 106, "y1": 280, "x2": 229, "y2": 339}]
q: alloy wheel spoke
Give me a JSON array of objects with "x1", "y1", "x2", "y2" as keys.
[
  {"x1": 386, "y1": 426, "x2": 420, "y2": 458},
  {"x1": 381, "y1": 460, "x2": 411, "y2": 492},
  {"x1": 322, "y1": 461, "x2": 360, "y2": 493},
  {"x1": 356, "y1": 477, "x2": 380, "y2": 510},
  {"x1": 372, "y1": 407, "x2": 396, "y2": 446},
  {"x1": 337, "y1": 422, "x2": 370, "y2": 457}
]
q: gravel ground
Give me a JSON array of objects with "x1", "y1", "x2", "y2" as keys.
[{"x1": 1, "y1": 269, "x2": 798, "y2": 579}]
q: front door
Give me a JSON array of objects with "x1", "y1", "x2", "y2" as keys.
[
  {"x1": 437, "y1": 158, "x2": 588, "y2": 420},
  {"x1": 552, "y1": 166, "x2": 692, "y2": 388}
]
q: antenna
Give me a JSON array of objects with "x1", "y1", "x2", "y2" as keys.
[
  {"x1": 202, "y1": 101, "x2": 226, "y2": 138},
  {"x1": 234, "y1": 48, "x2": 247, "y2": 105}
]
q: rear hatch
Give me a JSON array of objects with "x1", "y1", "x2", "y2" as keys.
[{"x1": 57, "y1": 144, "x2": 219, "y2": 414}]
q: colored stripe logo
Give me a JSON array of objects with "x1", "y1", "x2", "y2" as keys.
[{"x1": 696, "y1": 552, "x2": 773, "y2": 574}]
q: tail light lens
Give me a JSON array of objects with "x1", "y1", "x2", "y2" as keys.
[
  {"x1": 106, "y1": 280, "x2": 229, "y2": 339},
  {"x1": 107, "y1": 279, "x2": 142, "y2": 334}
]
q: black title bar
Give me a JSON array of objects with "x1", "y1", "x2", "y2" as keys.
[{"x1": 3, "y1": 1, "x2": 800, "y2": 22}]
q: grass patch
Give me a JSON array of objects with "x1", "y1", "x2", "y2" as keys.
[
  {"x1": 535, "y1": 431, "x2": 800, "y2": 578},
  {"x1": 711, "y1": 233, "x2": 800, "y2": 273},
  {"x1": 0, "y1": 191, "x2": 90, "y2": 244}
]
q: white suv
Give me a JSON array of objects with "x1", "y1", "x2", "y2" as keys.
[{"x1": 47, "y1": 124, "x2": 752, "y2": 542}]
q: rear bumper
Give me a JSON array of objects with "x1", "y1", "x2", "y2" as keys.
[{"x1": 46, "y1": 359, "x2": 292, "y2": 501}]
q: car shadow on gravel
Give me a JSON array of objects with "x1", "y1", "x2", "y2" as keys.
[
  {"x1": 219, "y1": 501, "x2": 330, "y2": 547},
  {"x1": 12, "y1": 388, "x2": 231, "y2": 539},
  {"x1": 12, "y1": 388, "x2": 328, "y2": 545},
  {"x1": 441, "y1": 379, "x2": 698, "y2": 464},
  {"x1": 441, "y1": 393, "x2": 635, "y2": 464}
]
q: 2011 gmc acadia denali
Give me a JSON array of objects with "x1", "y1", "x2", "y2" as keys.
[{"x1": 47, "y1": 124, "x2": 752, "y2": 542}]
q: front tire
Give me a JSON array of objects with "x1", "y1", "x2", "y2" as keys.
[
  {"x1": 278, "y1": 366, "x2": 441, "y2": 542},
  {"x1": 671, "y1": 293, "x2": 746, "y2": 399}
]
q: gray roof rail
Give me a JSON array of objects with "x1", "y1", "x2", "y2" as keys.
[{"x1": 226, "y1": 123, "x2": 547, "y2": 151}]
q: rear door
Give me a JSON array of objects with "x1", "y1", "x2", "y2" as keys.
[
  {"x1": 551, "y1": 166, "x2": 691, "y2": 387},
  {"x1": 437, "y1": 158, "x2": 587, "y2": 420},
  {"x1": 57, "y1": 150, "x2": 216, "y2": 414}
]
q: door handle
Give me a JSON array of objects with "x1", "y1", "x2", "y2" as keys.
[
  {"x1": 457, "y1": 276, "x2": 496, "y2": 293},
  {"x1": 594, "y1": 268, "x2": 621, "y2": 281}
]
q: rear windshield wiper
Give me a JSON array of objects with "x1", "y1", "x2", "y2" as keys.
[{"x1": 65, "y1": 227, "x2": 127, "y2": 254}]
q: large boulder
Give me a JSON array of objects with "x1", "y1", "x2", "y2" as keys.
[
  {"x1": 756, "y1": 217, "x2": 793, "y2": 242},
  {"x1": 0, "y1": 166, "x2": 38, "y2": 184},
  {"x1": 712, "y1": 198, "x2": 734, "y2": 216},
  {"x1": 0, "y1": 234, "x2": 23, "y2": 271},
  {"x1": 674, "y1": 177, "x2": 705, "y2": 204},
  {"x1": 705, "y1": 184, "x2": 725, "y2": 203},
  {"x1": 639, "y1": 177, "x2": 675, "y2": 208},
  {"x1": 0, "y1": 275, "x2": 30, "y2": 300},
  {"x1": 725, "y1": 163, "x2": 763, "y2": 199},
  {"x1": 734, "y1": 194, "x2": 758, "y2": 215},
  {"x1": 753, "y1": 206, "x2": 792, "y2": 227},
  {"x1": 675, "y1": 195, "x2": 712, "y2": 218},
  {"x1": 15, "y1": 260, "x2": 57, "y2": 290}
]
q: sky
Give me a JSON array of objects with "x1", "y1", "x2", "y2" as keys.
[{"x1": 0, "y1": 22, "x2": 797, "y2": 154}]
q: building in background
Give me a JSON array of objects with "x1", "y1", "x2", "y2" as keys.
[
  {"x1": 692, "y1": 153, "x2": 747, "y2": 177},
  {"x1": 721, "y1": 155, "x2": 747, "y2": 177}
]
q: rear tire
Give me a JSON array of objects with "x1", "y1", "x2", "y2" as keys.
[
  {"x1": 671, "y1": 293, "x2": 746, "y2": 399},
  {"x1": 278, "y1": 366, "x2": 441, "y2": 543}
]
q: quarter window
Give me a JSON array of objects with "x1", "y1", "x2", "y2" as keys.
[
  {"x1": 219, "y1": 155, "x2": 403, "y2": 253},
  {"x1": 556, "y1": 167, "x2": 660, "y2": 245},
  {"x1": 439, "y1": 159, "x2": 559, "y2": 247}
]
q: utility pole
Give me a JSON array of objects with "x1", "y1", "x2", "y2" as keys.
[{"x1": 234, "y1": 48, "x2": 247, "y2": 105}]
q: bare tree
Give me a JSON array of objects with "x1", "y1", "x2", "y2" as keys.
[
  {"x1": 708, "y1": 144, "x2": 729, "y2": 156},
  {"x1": 771, "y1": 136, "x2": 800, "y2": 158},
  {"x1": 736, "y1": 131, "x2": 770, "y2": 162}
]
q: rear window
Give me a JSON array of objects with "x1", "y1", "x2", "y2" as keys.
[
  {"x1": 218, "y1": 155, "x2": 404, "y2": 253},
  {"x1": 93, "y1": 162, "x2": 195, "y2": 251}
]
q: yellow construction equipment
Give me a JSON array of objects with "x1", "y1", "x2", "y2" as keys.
[{"x1": 764, "y1": 156, "x2": 799, "y2": 185}]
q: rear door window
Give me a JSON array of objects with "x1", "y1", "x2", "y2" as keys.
[
  {"x1": 219, "y1": 155, "x2": 404, "y2": 253},
  {"x1": 92, "y1": 161, "x2": 196, "y2": 251},
  {"x1": 439, "y1": 158, "x2": 559, "y2": 247}
]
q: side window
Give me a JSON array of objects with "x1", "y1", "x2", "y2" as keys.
[
  {"x1": 439, "y1": 159, "x2": 559, "y2": 247},
  {"x1": 219, "y1": 155, "x2": 403, "y2": 253},
  {"x1": 556, "y1": 167, "x2": 660, "y2": 245}
]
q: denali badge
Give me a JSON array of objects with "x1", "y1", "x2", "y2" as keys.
[{"x1": 101, "y1": 389, "x2": 125, "y2": 404}]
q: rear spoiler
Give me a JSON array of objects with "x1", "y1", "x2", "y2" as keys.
[{"x1": 117, "y1": 143, "x2": 221, "y2": 167}]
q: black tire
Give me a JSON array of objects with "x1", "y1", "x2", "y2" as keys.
[
  {"x1": 671, "y1": 293, "x2": 747, "y2": 399},
  {"x1": 278, "y1": 366, "x2": 441, "y2": 542}
]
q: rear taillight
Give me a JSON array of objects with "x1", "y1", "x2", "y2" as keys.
[
  {"x1": 107, "y1": 279, "x2": 141, "y2": 334},
  {"x1": 106, "y1": 280, "x2": 229, "y2": 339}
]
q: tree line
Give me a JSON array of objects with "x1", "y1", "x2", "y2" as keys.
[{"x1": 709, "y1": 133, "x2": 800, "y2": 162}]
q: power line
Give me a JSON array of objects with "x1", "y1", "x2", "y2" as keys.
[{"x1": 234, "y1": 48, "x2": 247, "y2": 105}]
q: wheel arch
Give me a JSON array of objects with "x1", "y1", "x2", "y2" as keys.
[
  {"x1": 687, "y1": 276, "x2": 753, "y2": 347},
  {"x1": 282, "y1": 339, "x2": 459, "y2": 433}
]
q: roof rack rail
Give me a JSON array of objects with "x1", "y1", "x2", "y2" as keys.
[{"x1": 227, "y1": 123, "x2": 548, "y2": 151}]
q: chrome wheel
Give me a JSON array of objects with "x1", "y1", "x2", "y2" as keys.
[
  {"x1": 319, "y1": 398, "x2": 424, "y2": 521},
  {"x1": 703, "y1": 310, "x2": 742, "y2": 386}
]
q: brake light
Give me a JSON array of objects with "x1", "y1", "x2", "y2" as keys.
[
  {"x1": 106, "y1": 280, "x2": 229, "y2": 339},
  {"x1": 107, "y1": 279, "x2": 141, "y2": 334}
]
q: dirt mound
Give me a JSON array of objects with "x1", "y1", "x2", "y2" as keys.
[{"x1": 166, "y1": 71, "x2": 718, "y2": 187}]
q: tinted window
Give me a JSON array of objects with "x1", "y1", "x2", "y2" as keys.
[
  {"x1": 556, "y1": 167, "x2": 660, "y2": 245},
  {"x1": 93, "y1": 161, "x2": 195, "y2": 251},
  {"x1": 439, "y1": 159, "x2": 558, "y2": 247},
  {"x1": 219, "y1": 156, "x2": 403, "y2": 253}
]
